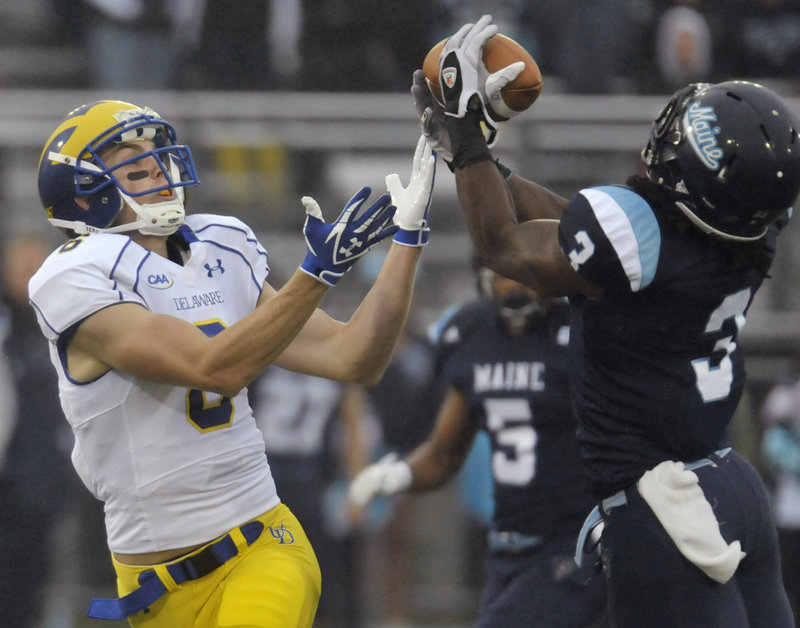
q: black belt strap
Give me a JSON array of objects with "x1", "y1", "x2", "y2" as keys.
[{"x1": 87, "y1": 520, "x2": 264, "y2": 620}]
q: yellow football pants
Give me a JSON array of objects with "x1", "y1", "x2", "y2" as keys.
[{"x1": 111, "y1": 503, "x2": 321, "y2": 628}]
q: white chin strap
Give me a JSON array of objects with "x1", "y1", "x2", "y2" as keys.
[
  {"x1": 48, "y1": 191, "x2": 185, "y2": 236},
  {"x1": 122, "y1": 153, "x2": 187, "y2": 235},
  {"x1": 120, "y1": 188, "x2": 186, "y2": 235},
  {"x1": 498, "y1": 301, "x2": 545, "y2": 335},
  {"x1": 674, "y1": 201, "x2": 767, "y2": 242}
]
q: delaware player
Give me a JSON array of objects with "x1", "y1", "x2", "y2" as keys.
[
  {"x1": 415, "y1": 14, "x2": 800, "y2": 628},
  {"x1": 349, "y1": 260, "x2": 607, "y2": 627},
  {"x1": 29, "y1": 100, "x2": 434, "y2": 626}
]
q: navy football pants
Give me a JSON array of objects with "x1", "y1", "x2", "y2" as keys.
[
  {"x1": 478, "y1": 535, "x2": 608, "y2": 627},
  {"x1": 600, "y1": 450, "x2": 794, "y2": 628}
]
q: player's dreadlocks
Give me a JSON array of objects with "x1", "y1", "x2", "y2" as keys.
[{"x1": 627, "y1": 174, "x2": 777, "y2": 277}]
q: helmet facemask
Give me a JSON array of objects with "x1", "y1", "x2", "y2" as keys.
[
  {"x1": 101, "y1": 142, "x2": 195, "y2": 236},
  {"x1": 642, "y1": 83, "x2": 714, "y2": 233},
  {"x1": 477, "y1": 266, "x2": 551, "y2": 336}
]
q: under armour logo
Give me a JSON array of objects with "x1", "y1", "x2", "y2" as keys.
[
  {"x1": 338, "y1": 236, "x2": 363, "y2": 258},
  {"x1": 269, "y1": 523, "x2": 295, "y2": 545},
  {"x1": 204, "y1": 259, "x2": 225, "y2": 277}
]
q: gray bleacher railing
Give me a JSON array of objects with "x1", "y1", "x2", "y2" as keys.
[{"x1": 2, "y1": 89, "x2": 799, "y2": 366}]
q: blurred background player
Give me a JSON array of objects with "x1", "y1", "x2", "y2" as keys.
[
  {"x1": 361, "y1": 317, "x2": 442, "y2": 626},
  {"x1": 0, "y1": 233, "x2": 75, "y2": 628},
  {"x1": 349, "y1": 259, "x2": 608, "y2": 628},
  {"x1": 251, "y1": 364, "x2": 371, "y2": 628},
  {"x1": 419, "y1": 14, "x2": 800, "y2": 627},
  {"x1": 760, "y1": 375, "x2": 800, "y2": 626}
]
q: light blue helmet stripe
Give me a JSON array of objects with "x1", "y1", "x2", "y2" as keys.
[{"x1": 582, "y1": 186, "x2": 661, "y2": 291}]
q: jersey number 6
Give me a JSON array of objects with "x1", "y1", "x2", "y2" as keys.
[{"x1": 186, "y1": 320, "x2": 235, "y2": 432}]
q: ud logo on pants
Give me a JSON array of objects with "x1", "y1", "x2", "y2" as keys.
[{"x1": 270, "y1": 523, "x2": 295, "y2": 545}]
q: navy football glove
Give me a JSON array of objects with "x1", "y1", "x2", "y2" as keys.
[
  {"x1": 300, "y1": 187, "x2": 397, "y2": 286},
  {"x1": 411, "y1": 69, "x2": 454, "y2": 163}
]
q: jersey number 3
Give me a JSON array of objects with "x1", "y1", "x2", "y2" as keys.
[{"x1": 692, "y1": 288, "x2": 750, "y2": 403}]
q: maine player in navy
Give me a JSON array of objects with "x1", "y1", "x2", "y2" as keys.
[
  {"x1": 349, "y1": 261, "x2": 607, "y2": 627},
  {"x1": 414, "y1": 14, "x2": 800, "y2": 628},
  {"x1": 29, "y1": 100, "x2": 435, "y2": 627}
]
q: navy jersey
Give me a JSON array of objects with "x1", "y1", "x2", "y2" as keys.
[
  {"x1": 558, "y1": 184, "x2": 779, "y2": 498},
  {"x1": 432, "y1": 299, "x2": 593, "y2": 538}
]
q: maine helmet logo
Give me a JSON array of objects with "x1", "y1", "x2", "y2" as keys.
[
  {"x1": 684, "y1": 101, "x2": 724, "y2": 170},
  {"x1": 147, "y1": 273, "x2": 174, "y2": 289}
]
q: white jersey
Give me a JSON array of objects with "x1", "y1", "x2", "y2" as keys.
[{"x1": 29, "y1": 214, "x2": 280, "y2": 553}]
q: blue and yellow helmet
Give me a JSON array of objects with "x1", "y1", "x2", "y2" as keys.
[{"x1": 38, "y1": 100, "x2": 200, "y2": 237}]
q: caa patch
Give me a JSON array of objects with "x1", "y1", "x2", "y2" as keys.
[{"x1": 147, "y1": 273, "x2": 174, "y2": 289}]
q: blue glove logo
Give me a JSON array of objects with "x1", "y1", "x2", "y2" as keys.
[{"x1": 300, "y1": 186, "x2": 397, "y2": 286}]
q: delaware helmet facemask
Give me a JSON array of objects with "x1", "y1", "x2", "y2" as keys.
[
  {"x1": 38, "y1": 100, "x2": 200, "y2": 237},
  {"x1": 642, "y1": 81, "x2": 800, "y2": 241}
]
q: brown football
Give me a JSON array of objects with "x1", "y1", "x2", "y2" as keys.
[{"x1": 422, "y1": 33, "x2": 543, "y2": 120}]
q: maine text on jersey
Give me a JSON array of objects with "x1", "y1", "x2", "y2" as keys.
[{"x1": 474, "y1": 361, "x2": 545, "y2": 392}]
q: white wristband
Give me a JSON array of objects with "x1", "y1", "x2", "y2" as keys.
[{"x1": 383, "y1": 460, "x2": 413, "y2": 494}]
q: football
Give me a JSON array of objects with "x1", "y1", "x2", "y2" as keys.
[{"x1": 422, "y1": 34, "x2": 542, "y2": 120}]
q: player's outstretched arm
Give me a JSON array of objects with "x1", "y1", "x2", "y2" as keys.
[
  {"x1": 66, "y1": 189, "x2": 401, "y2": 397},
  {"x1": 66, "y1": 268, "x2": 329, "y2": 398},
  {"x1": 349, "y1": 388, "x2": 476, "y2": 506},
  {"x1": 276, "y1": 139, "x2": 436, "y2": 384},
  {"x1": 451, "y1": 142, "x2": 599, "y2": 297},
  {"x1": 428, "y1": 18, "x2": 600, "y2": 297},
  {"x1": 413, "y1": 67, "x2": 566, "y2": 225}
]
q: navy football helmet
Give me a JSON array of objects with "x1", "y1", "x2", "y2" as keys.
[
  {"x1": 38, "y1": 100, "x2": 200, "y2": 237},
  {"x1": 642, "y1": 81, "x2": 800, "y2": 240},
  {"x1": 474, "y1": 256, "x2": 552, "y2": 335}
]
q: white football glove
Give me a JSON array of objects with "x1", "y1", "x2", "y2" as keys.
[
  {"x1": 385, "y1": 135, "x2": 436, "y2": 247},
  {"x1": 439, "y1": 15, "x2": 498, "y2": 120},
  {"x1": 439, "y1": 14, "x2": 527, "y2": 131},
  {"x1": 348, "y1": 453, "x2": 413, "y2": 506},
  {"x1": 484, "y1": 61, "x2": 526, "y2": 121}
]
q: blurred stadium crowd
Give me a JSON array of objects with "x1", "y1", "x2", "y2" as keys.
[
  {"x1": 1, "y1": 1, "x2": 800, "y2": 627},
  {"x1": 0, "y1": 0, "x2": 798, "y2": 95}
]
